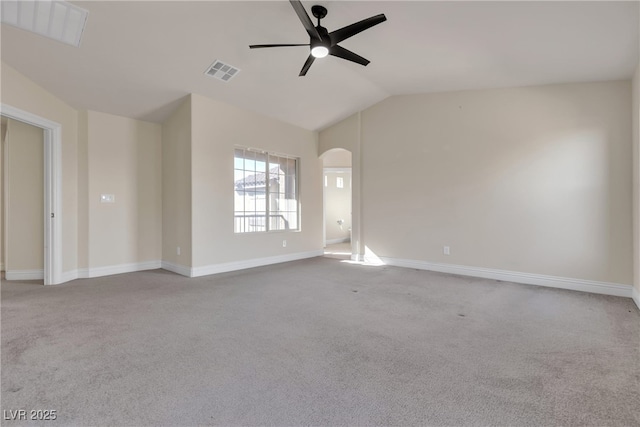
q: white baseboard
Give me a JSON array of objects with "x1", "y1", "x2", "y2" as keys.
[
  {"x1": 351, "y1": 253, "x2": 364, "y2": 262},
  {"x1": 326, "y1": 237, "x2": 350, "y2": 245},
  {"x1": 378, "y1": 257, "x2": 633, "y2": 298},
  {"x1": 59, "y1": 261, "x2": 162, "y2": 283},
  {"x1": 5, "y1": 269, "x2": 44, "y2": 281},
  {"x1": 83, "y1": 260, "x2": 161, "y2": 278},
  {"x1": 61, "y1": 269, "x2": 81, "y2": 283},
  {"x1": 160, "y1": 261, "x2": 192, "y2": 277},
  {"x1": 190, "y1": 250, "x2": 324, "y2": 278},
  {"x1": 38, "y1": 254, "x2": 635, "y2": 303},
  {"x1": 53, "y1": 252, "x2": 324, "y2": 284},
  {"x1": 632, "y1": 286, "x2": 640, "y2": 310}
]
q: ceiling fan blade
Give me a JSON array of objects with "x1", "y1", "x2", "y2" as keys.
[
  {"x1": 328, "y1": 14, "x2": 386, "y2": 46},
  {"x1": 299, "y1": 54, "x2": 315, "y2": 76},
  {"x1": 289, "y1": 0, "x2": 321, "y2": 40},
  {"x1": 249, "y1": 44, "x2": 309, "y2": 49},
  {"x1": 329, "y1": 45, "x2": 370, "y2": 66}
]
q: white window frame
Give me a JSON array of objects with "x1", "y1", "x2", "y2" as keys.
[{"x1": 234, "y1": 147, "x2": 300, "y2": 233}]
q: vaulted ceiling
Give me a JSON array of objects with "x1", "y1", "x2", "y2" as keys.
[{"x1": 2, "y1": 1, "x2": 638, "y2": 131}]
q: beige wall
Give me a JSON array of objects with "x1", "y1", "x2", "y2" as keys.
[
  {"x1": 633, "y1": 6, "x2": 640, "y2": 299},
  {"x1": 322, "y1": 148, "x2": 352, "y2": 168},
  {"x1": 5, "y1": 119, "x2": 44, "y2": 271},
  {"x1": 633, "y1": 64, "x2": 640, "y2": 295},
  {"x1": 84, "y1": 111, "x2": 162, "y2": 269},
  {"x1": 321, "y1": 81, "x2": 632, "y2": 284},
  {"x1": 1, "y1": 63, "x2": 79, "y2": 274},
  {"x1": 190, "y1": 94, "x2": 322, "y2": 268},
  {"x1": 2, "y1": 62, "x2": 634, "y2": 290},
  {"x1": 161, "y1": 97, "x2": 192, "y2": 267},
  {"x1": 362, "y1": 81, "x2": 633, "y2": 283},
  {"x1": 1, "y1": 120, "x2": 6, "y2": 270},
  {"x1": 78, "y1": 110, "x2": 89, "y2": 270},
  {"x1": 2, "y1": 64, "x2": 163, "y2": 278},
  {"x1": 319, "y1": 114, "x2": 359, "y2": 155}
]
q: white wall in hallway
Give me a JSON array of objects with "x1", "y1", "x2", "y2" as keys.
[{"x1": 324, "y1": 170, "x2": 351, "y2": 244}]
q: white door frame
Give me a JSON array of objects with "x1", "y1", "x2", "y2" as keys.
[{"x1": 1, "y1": 104, "x2": 62, "y2": 285}]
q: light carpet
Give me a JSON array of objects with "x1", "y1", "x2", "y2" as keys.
[{"x1": 2, "y1": 257, "x2": 639, "y2": 426}]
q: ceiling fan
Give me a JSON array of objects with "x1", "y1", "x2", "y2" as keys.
[{"x1": 249, "y1": 0, "x2": 387, "y2": 76}]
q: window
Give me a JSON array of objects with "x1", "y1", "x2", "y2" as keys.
[
  {"x1": 234, "y1": 148, "x2": 299, "y2": 233},
  {"x1": 336, "y1": 176, "x2": 344, "y2": 188}
]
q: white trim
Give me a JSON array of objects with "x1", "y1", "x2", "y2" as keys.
[
  {"x1": 191, "y1": 250, "x2": 323, "y2": 278},
  {"x1": 59, "y1": 261, "x2": 161, "y2": 282},
  {"x1": 5, "y1": 269, "x2": 44, "y2": 280},
  {"x1": 1, "y1": 104, "x2": 62, "y2": 285},
  {"x1": 161, "y1": 261, "x2": 192, "y2": 277},
  {"x1": 322, "y1": 169, "x2": 326, "y2": 248},
  {"x1": 632, "y1": 286, "x2": 640, "y2": 310},
  {"x1": 61, "y1": 269, "x2": 82, "y2": 283},
  {"x1": 82, "y1": 260, "x2": 161, "y2": 278},
  {"x1": 326, "y1": 237, "x2": 350, "y2": 245},
  {"x1": 353, "y1": 111, "x2": 363, "y2": 261},
  {"x1": 378, "y1": 257, "x2": 633, "y2": 298}
]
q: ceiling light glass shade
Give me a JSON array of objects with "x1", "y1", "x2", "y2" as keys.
[{"x1": 311, "y1": 46, "x2": 329, "y2": 58}]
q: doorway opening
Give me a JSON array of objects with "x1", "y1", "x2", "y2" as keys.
[
  {"x1": 321, "y1": 148, "x2": 352, "y2": 260},
  {"x1": 2, "y1": 117, "x2": 44, "y2": 283},
  {"x1": 1, "y1": 104, "x2": 62, "y2": 285}
]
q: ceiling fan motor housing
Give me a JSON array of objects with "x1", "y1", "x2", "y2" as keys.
[
  {"x1": 311, "y1": 25, "x2": 330, "y2": 49},
  {"x1": 311, "y1": 5, "x2": 328, "y2": 20}
]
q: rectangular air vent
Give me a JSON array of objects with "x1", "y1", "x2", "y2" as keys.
[
  {"x1": 205, "y1": 60, "x2": 240, "y2": 82},
  {"x1": 1, "y1": 0, "x2": 89, "y2": 47}
]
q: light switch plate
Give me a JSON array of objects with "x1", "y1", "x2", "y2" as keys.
[{"x1": 100, "y1": 194, "x2": 115, "y2": 203}]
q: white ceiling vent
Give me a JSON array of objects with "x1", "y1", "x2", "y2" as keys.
[
  {"x1": 1, "y1": 0, "x2": 89, "y2": 47},
  {"x1": 205, "y1": 60, "x2": 240, "y2": 82}
]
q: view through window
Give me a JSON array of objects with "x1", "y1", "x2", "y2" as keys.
[{"x1": 234, "y1": 148, "x2": 299, "y2": 233}]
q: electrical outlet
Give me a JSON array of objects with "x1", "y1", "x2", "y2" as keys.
[
  {"x1": 443, "y1": 246, "x2": 450, "y2": 255},
  {"x1": 282, "y1": 240, "x2": 287, "y2": 247},
  {"x1": 177, "y1": 246, "x2": 181, "y2": 256}
]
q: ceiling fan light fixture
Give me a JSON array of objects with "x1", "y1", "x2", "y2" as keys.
[{"x1": 311, "y1": 45, "x2": 329, "y2": 58}]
